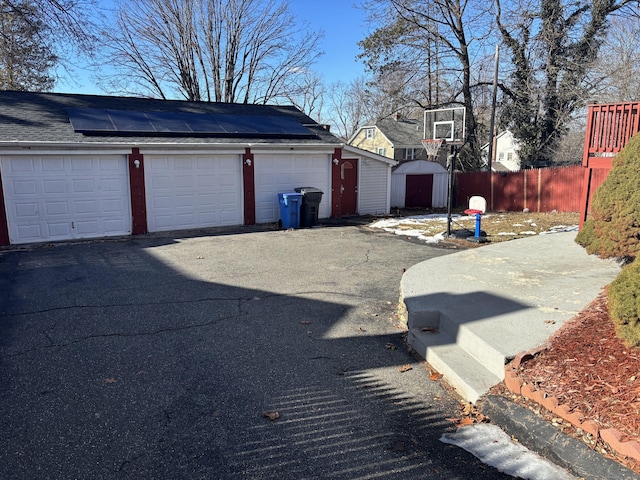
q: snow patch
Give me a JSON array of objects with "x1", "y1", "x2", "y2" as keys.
[{"x1": 440, "y1": 424, "x2": 578, "y2": 480}]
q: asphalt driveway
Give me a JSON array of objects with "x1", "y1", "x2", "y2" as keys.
[{"x1": 0, "y1": 225, "x2": 514, "y2": 479}]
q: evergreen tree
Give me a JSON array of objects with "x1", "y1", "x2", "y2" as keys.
[{"x1": 0, "y1": 0, "x2": 57, "y2": 91}]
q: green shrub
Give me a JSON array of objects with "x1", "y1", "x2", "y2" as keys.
[
  {"x1": 575, "y1": 218, "x2": 596, "y2": 252},
  {"x1": 577, "y1": 132, "x2": 640, "y2": 260},
  {"x1": 608, "y1": 260, "x2": 640, "y2": 348},
  {"x1": 577, "y1": 132, "x2": 640, "y2": 347}
]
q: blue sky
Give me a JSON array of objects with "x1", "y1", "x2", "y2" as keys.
[
  {"x1": 288, "y1": 1, "x2": 368, "y2": 84},
  {"x1": 55, "y1": 1, "x2": 369, "y2": 96}
]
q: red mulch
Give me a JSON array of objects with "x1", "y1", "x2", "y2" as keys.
[{"x1": 507, "y1": 291, "x2": 640, "y2": 473}]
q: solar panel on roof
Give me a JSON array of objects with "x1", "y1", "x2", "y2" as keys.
[
  {"x1": 144, "y1": 111, "x2": 192, "y2": 133},
  {"x1": 67, "y1": 108, "x2": 116, "y2": 132},
  {"x1": 181, "y1": 113, "x2": 225, "y2": 133},
  {"x1": 66, "y1": 108, "x2": 315, "y2": 138},
  {"x1": 107, "y1": 110, "x2": 155, "y2": 132}
]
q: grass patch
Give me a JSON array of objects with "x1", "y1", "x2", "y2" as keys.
[{"x1": 390, "y1": 210, "x2": 579, "y2": 243}]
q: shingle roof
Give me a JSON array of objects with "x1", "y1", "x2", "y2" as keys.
[
  {"x1": 375, "y1": 117, "x2": 424, "y2": 147},
  {"x1": 0, "y1": 90, "x2": 340, "y2": 146}
]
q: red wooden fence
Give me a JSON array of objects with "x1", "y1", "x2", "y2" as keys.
[
  {"x1": 457, "y1": 102, "x2": 640, "y2": 218},
  {"x1": 580, "y1": 102, "x2": 640, "y2": 226},
  {"x1": 455, "y1": 165, "x2": 583, "y2": 212}
]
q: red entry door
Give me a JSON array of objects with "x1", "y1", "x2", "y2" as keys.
[
  {"x1": 340, "y1": 159, "x2": 358, "y2": 216},
  {"x1": 405, "y1": 174, "x2": 433, "y2": 208}
]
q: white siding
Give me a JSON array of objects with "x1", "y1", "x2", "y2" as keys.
[
  {"x1": 359, "y1": 158, "x2": 392, "y2": 215},
  {"x1": 254, "y1": 153, "x2": 330, "y2": 223},
  {"x1": 391, "y1": 160, "x2": 448, "y2": 208}
]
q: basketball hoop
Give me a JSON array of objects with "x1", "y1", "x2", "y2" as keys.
[{"x1": 421, "y1": 138, "x2": 444, "y2": 160}]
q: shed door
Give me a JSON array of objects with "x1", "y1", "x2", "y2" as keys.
[
  {"x1": 0, "y1": 155, "x2": 131, "y2": 244},
  {"x1": 405, "y1": 174, "x2": 433, "y2": 208},
  {"x1": 145, "y1": 154, "x2": 242, "y2": 232}
]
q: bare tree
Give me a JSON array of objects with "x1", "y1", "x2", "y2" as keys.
[
  {"x1": 99, "y1": 0, "x2": 323, "y2": 104},
  {"x1": 1, "y1": 0, "x2": 97, "y2": 52},
  {"x1": 325, "y1": 78, "x2": 370, "y2": 140},
  {"x1": 496, "y1": 0, "x2": 638, "y2": 167},
  {"x1": 588, "y1": 16, "x2": 640, "y2": 103},
  {"x1": 358, "y1": 0, "x2": 496, "y2": 170},
  {"x1": 283, "y1": 70, "x2": 326, "y2": 121},
  {"x1": 0, "y1": 0, "x2": 98, "y2": 90}
]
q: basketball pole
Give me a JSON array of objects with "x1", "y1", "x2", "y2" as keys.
[{"x1": 446, "y1": 145, "x2": 456, "y2": 237}]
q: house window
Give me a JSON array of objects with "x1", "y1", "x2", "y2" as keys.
[
  {"x1": 376, "y1": 147, "x2": 386, "y2": 156},
  {"x1": 498, "y1": 152, "x2": 505, "y2": 161},
  {"x1": 365, "y1": 128, "x2": 375, "y2": 139},
  {"x1": 507, "y1": 152, "x2": 513, "y2": 162},
  {"x1": 404, "y1": 148, "x2": 417, "y2": 160}
]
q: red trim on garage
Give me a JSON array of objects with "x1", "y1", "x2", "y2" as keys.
[
  {"x1": 331, "y1": 148, "x2": 342, "y2": 218},
  {"x1": 242, "y1": 148, "x2": 256, "y2": 225},
  {"x1": 128, "y1": 148, "x2": 147, "y2": 235},
  {"x1": 0, "y1": 167, "x2": 9, "y2": 245}
]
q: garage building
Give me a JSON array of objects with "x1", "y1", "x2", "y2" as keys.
[{"x1": 0, "y1": 91, "x2": 395, "y2": 245}]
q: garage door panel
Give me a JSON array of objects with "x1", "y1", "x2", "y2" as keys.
[
  {"x1": 43, "y1": 180, "x2": 67, "y2": 194},
  {"x1": 46, "y1": 202, "x2": 68, "y2": 216},
  {"x1": 72, "y1": 179, "x2": 95, "y2": 193},
  {"x1": 145, "y1": 155, "x2": 242, "y2": 232},
  {"x1": 1, "y1": 155, "x2": 131, "y2": 244},
  {"x1": 47, "y1": 223, "x2": 69, "y2": 237},
  {"x1": 10, "y1": 158, "x2": 35, "y2": 172}
]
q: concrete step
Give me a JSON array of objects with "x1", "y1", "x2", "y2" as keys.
[
  {"x1": 408, "y1": 328, "x2": 502, "y2": 404},
  {"x1": 406, "y1": 306, "x2": 508, "y2": 380}
]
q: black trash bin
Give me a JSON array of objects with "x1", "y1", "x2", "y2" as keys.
[{"x1": 294, "y1": 187, "x2": 324, "y2": 228}]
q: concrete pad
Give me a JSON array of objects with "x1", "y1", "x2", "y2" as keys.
[{"x1": 401, "y1": 231, "x2": 621, "y2": 402}]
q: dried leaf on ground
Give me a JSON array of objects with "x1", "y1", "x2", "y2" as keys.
[
  {"x1": 398, "y1": 364, "x2": 412, "y2": 373},
  {"x1": 421, "y1": 326, "x2": 439, "y2": 333},
  {"x1": 385, "y1": 343, "x2": 397, "y2": 350},
  {"x1": 263, "y1": 410, "x2": 280, "y2": 421}
]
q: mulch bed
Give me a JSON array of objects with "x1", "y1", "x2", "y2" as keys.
[{"x1": 500, "y1": 292, "x2": 640, "y2": 473}]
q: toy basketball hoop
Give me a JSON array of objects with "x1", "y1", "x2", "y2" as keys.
[{"x1": 421, "y1": 138, "x2": 444, "y2": 159}]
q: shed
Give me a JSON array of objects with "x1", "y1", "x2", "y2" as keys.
[
  {"x1": 391, "y1": 160, "x2": 448, "y2": 209},
  {"x1": 0, "y1": 91, "x2": 394, "y2": 245}
]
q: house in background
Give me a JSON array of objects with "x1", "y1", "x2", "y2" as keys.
[
  {"x1": 482, "y1": 130, "x2": 521, "y2": 172},
  {"x1": 348, "y1": 113, "x2": 428, "y2": 163},
  {"x1": 0, "y1": 91, "x2": 396, "y2": 246}
]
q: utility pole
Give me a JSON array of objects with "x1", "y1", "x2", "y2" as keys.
[{"x1": 487, "y1": 44, "x2": 499, "y2": 210}]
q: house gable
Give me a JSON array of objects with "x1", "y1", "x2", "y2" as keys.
[
  {"x1": 348, "y1": 115, "x2": 428, "y2": 162},
  {"x1": 349, "y1": 125, "x2": 393, "y2": 158}
]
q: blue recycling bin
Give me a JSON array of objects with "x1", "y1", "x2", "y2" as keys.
[{"x1": 278, "y1": 192, "x2": 303, "y2": 229}]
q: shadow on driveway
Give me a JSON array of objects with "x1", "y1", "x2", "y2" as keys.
[{"x1": 0, "y1": 229, "x2": 514, "y2": 479}]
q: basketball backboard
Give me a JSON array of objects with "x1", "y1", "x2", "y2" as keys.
[{"x1": 424, "y1": 107, "x2": 466, "y2": 145}]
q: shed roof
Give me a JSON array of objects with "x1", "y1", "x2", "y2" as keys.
[
  {"x1": 0, "y1": 90, "x2": 341, "y2": 147},
  {"x1": 392, "y1": 159, "x2": 447, "y2": 175}
]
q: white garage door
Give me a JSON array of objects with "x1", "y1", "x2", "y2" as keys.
[
  {"x1": 254, "y1": 154, "x2": 330, "y2": 223},
  {"x1": 0, "y1": 155, "x2": 131, "y2": 244},
  {"x1": 145, "y1": 154, "x2": 243, "y2": 232}
]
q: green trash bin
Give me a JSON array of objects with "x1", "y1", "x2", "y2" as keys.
[
  {"x1": 295, "y1": 187, "x2": 324, "y2": 228},
  {"x1": 278, "y1": 192, "x2": 303, "y2": 229}
]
